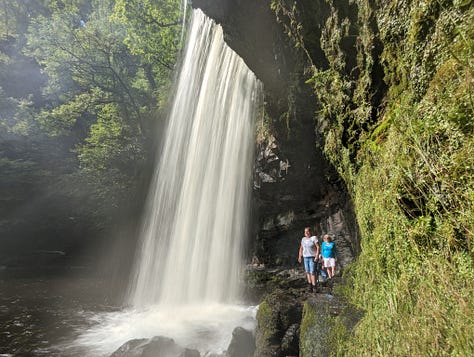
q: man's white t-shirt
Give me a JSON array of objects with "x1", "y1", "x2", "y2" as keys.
[{"x1": 301, "y1": 236, "x2": 318, "y2": 257}]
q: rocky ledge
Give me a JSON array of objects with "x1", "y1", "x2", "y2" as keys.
[{"x1": 245, "y1": 266, "x2": 363, "y2": 357}]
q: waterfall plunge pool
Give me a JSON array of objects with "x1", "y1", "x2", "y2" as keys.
[{"x1": 0, "y1": 273, "x2": 257, "y2": 356}]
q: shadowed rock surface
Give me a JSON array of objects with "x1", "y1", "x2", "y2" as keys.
[
  {"x1": 226, "y1": 327, "x2": 255, "y2": 357},
  {"x1": 193, "y1": 0, "x2": 358, "y2": 273},
  {"x1": 110, "y1": 336, "x2": 200, "y2": 357}
]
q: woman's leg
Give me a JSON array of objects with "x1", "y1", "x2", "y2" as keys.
[
  {"x1": 325, "y1": 258, "x2": 333, "y2": 278},
  {"x1": 328, "y1": 258, "x2": 336, "y2": 278}
]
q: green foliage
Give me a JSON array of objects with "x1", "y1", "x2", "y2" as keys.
[
  {"x1": 0, "y1": 0, "x2": 49, "y2": 39},
  {"x1": 21, "y1": 0, "x2": 183, "y2": 207},
  {"x1": 272, "y1": 0, "x2": 474, "y2": 355},
  {"x1": 26, "y1": 1, "x2": 144, "y2": 107},
  {"x1": 77, "y1": 103, "x2": 145, "y2": 203},
  {"x1": 255, "y1": 109, "x2": 273, "y2": 144},
  {"x1": 0, "y1": 0, "x2": 182, "y2": 238},
  {"x1": 78, "y1": 103, "x2": 124, "y2": 171},
  {"x1": 0, "y1": 87, "x2": 29, "y2": 133},
  {"x1": 270, "y1": 0, "x2": 315, "y2": 63},
  {"x1": 36, "y1": 90, "x2": 105, "y2": 136},
  {"x1": 339, "y1": 2, "x2": 474, "y2": 354},
  {"x1": 113, "y1": 0, "x2": 183, "y2": 99}
]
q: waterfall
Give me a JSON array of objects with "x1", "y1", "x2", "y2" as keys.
[
  {"x1": 128, "y1": 9, "x2": 262, "y2": 307},
  {"x1": 72, "y1": 11, "x2": 260, "y2": 354}
]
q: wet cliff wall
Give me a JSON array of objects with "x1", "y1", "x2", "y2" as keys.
[
  {"x1": 192, "y1": 0, "x2": 359, "y2": 272},
  {"x1": 193, "y1": 0, "x2": 474, "y2": 355}
]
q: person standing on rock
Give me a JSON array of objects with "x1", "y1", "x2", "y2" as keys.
[
  {"x1": 321, "y1": 234, "x2": 337, "y2": 279},
  {"x1": 298, "y1": 227, "x2": 319, "y2": 292}
]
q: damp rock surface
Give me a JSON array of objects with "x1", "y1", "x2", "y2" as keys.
[
  {"x1": 110, "y1": 336, "x2": 200, "y2": 357},
  {"x1": 226, "y1": 326, "x2": 255, "y2": 357}
]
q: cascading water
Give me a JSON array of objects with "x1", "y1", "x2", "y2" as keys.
[
  {"x1": 72, "y1": 10, "x2": 261, "y2": 356},
  {"x1": 128, "y1": 9, "x2": 261, "y2": 307}
]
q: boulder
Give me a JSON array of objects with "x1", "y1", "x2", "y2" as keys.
[
  {"x1": 299, "y1": 296, "x2": 332, "y2": 357},
  {"x1": 226, "y1": 327, "x2": 255, "y2": 357},
  {"x1": 110, "y1": 336, "x2": 200, "y2": 357},
  {"x1": 254, "y1": 289, "x2": 302, "y2": 356}
]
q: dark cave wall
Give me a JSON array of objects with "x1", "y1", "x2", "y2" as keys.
[
  {"x1": 192, "y1": 0, "x2": 359, "y2": 268},
  {"x1": 192, "y1": 0, "x2": 293, "y2": 98}
]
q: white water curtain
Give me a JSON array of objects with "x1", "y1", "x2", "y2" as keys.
[{"x1": 128, "y1": 9, "x2": 262, "y2": 307}]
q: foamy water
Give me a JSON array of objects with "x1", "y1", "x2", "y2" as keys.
[{"x1": 72, "y1": 304, "x2": 257, "y2": 356}]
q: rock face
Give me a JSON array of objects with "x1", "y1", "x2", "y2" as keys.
[
  {"x1": 254, "y1": 289, "x2": 303, "y2": 356},
  {"x1": 188, "y1": 3, "x2": 362, "y2": 356},
  {"x1": 110, "y1": 336, "x2": 200, "y2": 357},
  {"x1": 299, "y1": 294, "x2": 364, "y2": 357},
  {"x1": 226, "y1": 327, "x2": 256, "y2": 357},
  {"x1": 250, "y1": 269, "x2": 350, "y2": 357},
  {"x1": 192, "y1": 0, "x2": 295, "y2": 99},
  {"x1": 299, "y1": 296, "x2": 332, "y2": 357},
  {"x1": 192, "y1": 0, "x2": 359, "y2": 270}
]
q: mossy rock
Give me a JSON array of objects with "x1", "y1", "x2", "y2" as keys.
[
  {"x1": 299, "y1": 296, "x2": 332, "y2": 357},
  {"x1": 328, "y1": 304, "x2": 365, "y2": 355},
  {"x1": 255, "y1": 289, "x2": 302, "y2": 356},
  {"x1": 243, "y1": 268, "x2": 307, "y2": 303}
]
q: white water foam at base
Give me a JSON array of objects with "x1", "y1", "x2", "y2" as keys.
[{"x1": 71, "y1": 304, "x2": 257, "y2": 356}]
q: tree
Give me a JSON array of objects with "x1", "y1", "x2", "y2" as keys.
[
  {"x1": 0, "y1": 0, "x2": 184, "y2": 262},
  {"x1": 24, "y1": 0, "x2": 155, "y2": 199},
  {"x1": 113, "y1": 0, "x2": 183, "y2": 102},
  {"x1": 0, "y1": 0, "x2": 49, "y2": 40}
]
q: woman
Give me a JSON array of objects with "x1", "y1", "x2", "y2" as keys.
[
  {"x1": 298, "y1": 227, "x2": 319, "y2": 292},
  {"x1": 321, "y1": 234, "x2": 337, "y2": 279}
]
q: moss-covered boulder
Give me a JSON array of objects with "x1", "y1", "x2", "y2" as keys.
[
  {"x1": 255, "y1": 289, "x2": 302, "y2": 356},
  {"x1": 299, "y1": 296, "x2": 331, "y2": 357}
]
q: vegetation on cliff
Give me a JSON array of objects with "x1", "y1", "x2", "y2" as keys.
[{"x1": 271, "y1": 0, "x2": 474, "y2": 354}]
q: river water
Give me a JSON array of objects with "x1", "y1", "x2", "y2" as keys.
[
  {"x1": 0, "y1": 270, "x2": 256, "y2": 356},
  {"x1": 0, "y1": 270, "x2": 116, "y2": 356}
]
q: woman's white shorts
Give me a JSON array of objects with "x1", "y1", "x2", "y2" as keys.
[{"x1": 323, "y1": 257, "x2": 336, "y2": 268}]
